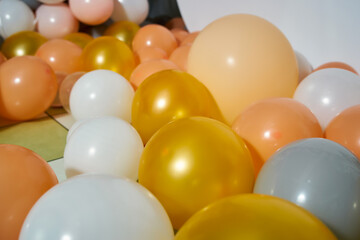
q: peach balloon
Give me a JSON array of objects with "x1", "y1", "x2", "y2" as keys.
[
  {"x1": 59, "y1": 71, "x2": 85, "y2": 113},
  {"x1": 169, "y1": 44, "x2": 191, "y2": 71},
  {"x1": 0, "y1": 56, "x2": 58, "y2": 121},
  {"x1": 69, "y1": 0, "x2": 114, "y2": 25},
  {"x1": 35, "y1": 39, "x2": 83, "y2": 74},
  {"x1": 132, "y1": 24, "x2": 178, "y2": 56},
  {"x1": 51, "y1": 72, "x2": 68, "y2": 107},
  {"x1": 166, "y1": 17, "x2": 186, "y2": 30},
  {"x1": 314, "y1": 61, "x2": 358, "y2": 74},
  {"x1": 171, "y1": 28, "x2": 189, "y2": 45},
  {"x1": 232, "y1": 98, "x2": 322, "y2": 175},
  {"x1": 130, "y1": 59, "x2": 179, "y2": 88},
  {"x1": 63, "y1": 32, "x2": 93, "y2": 49},
  {"x1": 0, "y1": 52, "x2": 6, "y2": 65},
  {"x1": 0, "y1": 144, "x2": 58, "y2": 240},
  {"x1": 36, "y1": 3, "x2": 79, "y2": 39},
  {"x1": 137, "y1": 47, "x2": 168, "y2": 63},
  {"x1": 325, "y1": 105, "x2": 360, "y2": 160},
  {"x1": 181, "y1": 31, "x2": 199, "y2": 46},
  {"x1": 188, "y1": 14, "x2": 298, "y2": 124}
]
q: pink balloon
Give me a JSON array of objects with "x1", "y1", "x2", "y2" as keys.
[
  {"x1": 36, "y1": 3, "x2": 79, "y2": 39},
  {"x1": 69, "y1": 0, "x2": 114, "y2": 25},
  {"x1": 59, "y1": 72, "x2": 85, "y2": 113}
]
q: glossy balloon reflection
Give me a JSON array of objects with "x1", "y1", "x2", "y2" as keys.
[
  {"x1": 104, "y1": 21, "x2": 140, "y2": 48},
  {"x1": 63, "y1": 32, "x2": 93, "y2": 49},
  {"x1": 132, "y1": 70, "x2": 224, "y2": 143},
  {"x1": 138, "y1": 117, "x2": 254, "y2": 229},
  {"x1": 175, "y1": 194, "x2": 336, "y2": 240},
  {"x1": 59, "y1": 72, "x2": 85, "y2": 113},
  {"x1": 254, "y1": 138, "x2": 360, "y2": 240}
]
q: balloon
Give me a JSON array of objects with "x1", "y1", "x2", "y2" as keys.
[
  {"x1": 36, "y1": 3, "x2": 79, "y2": 39},
  {"x1": 19, "y1": 174, "x2": 174, "y2": 240},
  {"x1": 59, "y1": 71, "x2": 85, "y2": 113},
  {"x1": 0, "y1": 51, "x2": 7, "y2": 66},
  {"x1": 188, "y1": 14, "x2": 298, "y2": 124},
  {"x1": 0, "y1": 144, "x2": 58, "y2": 240},
  {"x1": 293, "y1": 68, "x2": 360, "y2": 130},
  {"x1": 70, "y1": 70, "x2": 134, "y2": 122},
  {"x1": 232, "y1": 98, "x2": 322, "y2": 175},
  {"x1": 136, "y1": 46, "x2": 168, "y2": 63},
  {"x1": 0, "y1": 0, "x2": 35, "y2": 38},
  {"x1": 169, "y1": 44, "x2": 191, "y2": 71},
  {"x1": 130, "y1": 59, "x2": 179, "y2": 88},
  {"x1": 171, "y1": 28, "x2": 189, "y2": 44},
  {"x1": 69, "y1": 0, "x2": 114, "y2": 25},
  {"x1": 20, "y1": 0, "x2": 41, "y2": 10},
  {"x1": 63, "y1": 32, "x2": 93, "y2": 49},
  {"x1": 166, "y1": 17, "x2": 186, "y2": 30},
  {"x1": 81, "y1": 36, "x2": 136, "y2": 79},
  {"x1": 104, "y1": 21, "x2": 140, "y2": 48},
  {"x1": 175, "y1": 194, "x2": 336, "y2": 240},
  {"x1": 1, "y1": 31, "x2": 47, "y2": 59},
  {"x1": 0, "y1": 56, "x2": 58, "y2": 121},
  {"x1": 38, "y1": 0, "x2": 65, "y2": 4},
  {"x1": 132, "y1": 70, "x2": 225, "y2": 143},
  {"x1": 132, "y1": 24, "x2": 178, "y2": 56},
  {"x1": 51, "y1": 71, "x2": 67, "y2": 107},
  {"x1": 111, "y1": 0, "x2": 149, "y2": 25},
  {"x1": 295, "y1": 50, "x2": 313, "y2": 82},
  {"x1": 254, "y1": 138, "x2": 360, "y2": 240},
  {"x1": 325, "y1": 105, "x2": 360, "y2": 160},
  {"x1": 35, "y1": 39, "x2": 82, "y2": 74},
  {"x1": 138, "y1": 117, "x2": 254, "y2": 229},
  {"x1": 314, "y1": 61, "x2": 358, "y2": 74},
  {"x1": 180, "y1": 31, "x2": 199, "y2": 46}
]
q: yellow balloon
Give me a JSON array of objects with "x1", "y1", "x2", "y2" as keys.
[
  {"x1": 138, "y1": 117, "x2": 254, "y2": 229},
  {"x1": 104, "y1": 21, "x2": 140, "y2": 49},
  {"x1": 81, "y1": 36, "x2": 136, "y2": 79},
  {"x1": 175, "y1": 194, "x2": 337, "y2": 240},
  {"x1": 132, "y1": 70, "x2": 225, "y2": 143},
  {"x1": 1, "y1": 31, "x2": 47, "y2": 59},
  {"x1": 63, "y1": 32, "x2": 93, "y2": 49},
  {"x1": 188, "y1": 14, "x2": 298, "y2": 124}
]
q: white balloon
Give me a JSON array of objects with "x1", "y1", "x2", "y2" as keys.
[
  {"x1": 0, "y1": 0, "x2": 35, "y2": 38},
  {"x1": 38, "y1": 0, "x2": 65, "y2": 4},
  {"x1": 66, "y1": 118, "x2": 89, "y2": 143},
  {"x1": 70, "y1": 69, "x2": 134, "y2": 122},
  {"x1": 19, "y1": 174, "x2": 174, "y2": 240},
  {"x1": 293, "y1": 68, "x2": 360, "y2": 130},
  {"x1": 295, "y1": 50, "x2": 313, "y2": 83},
  {"x1": 111, "y1": 0, "x2": 149, "y2": 25},
  {"x1": 64, "y1": 116, "x2": 144, "y2": 180}
]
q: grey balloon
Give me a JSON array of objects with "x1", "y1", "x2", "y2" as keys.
[{"x1": 254, "y1": 138, "x2": 360, "y2": 240}]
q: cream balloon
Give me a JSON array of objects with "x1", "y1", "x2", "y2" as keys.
[
  {"x1": 295, "y1": 50, "x2": 313, "y2": 82},
  {"x1": 111, "y1": 0, "x2": 149, "y2": 25}
]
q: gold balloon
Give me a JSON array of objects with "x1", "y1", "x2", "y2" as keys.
[
  {"x1": 132, "y1": 70, "x2": 225, "y2": 143},
  {"x1": 104, "y1": 21, "x2": 140, "y2": 48},
  {"x1": 63, "y1": 32, "x2": 93, "y2": 49},
  {"x1": 175, "y1": 194, "x2": 337, "y2": 240},
  {"x1": 81, "y1": 36, "x2": 136, "y2": 79},
  {"x1": 138, "y1": 117, "x2": 255, "y2": 229},
  {"x1": 1, "y1": 31, "x2": 47, "y2": 59}
]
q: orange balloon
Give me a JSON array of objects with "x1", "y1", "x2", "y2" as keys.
[
  {"x1": 314, "y1": 61, "x2": 358, "y2": 74},
  {"x1": 232, "y1": 98, "x2": 322, "y2": 175},
  {"x1": 0, "y1": 144, "x2": 58, "y2": 240},
  {"x1": 169, "y1": 44, "x2": 191, "y2": 71},
  {"x1": 132, "y1": 24, "x2": 178, "y2": 56},
  {"x1": 171, "y1": 28, "x2": 189, "y2": 44},
  {"x1": 35, "y1": 39, "x2": 83, "y2": 74},
  {"x1": 0, "y1": 52, "x2": 6, "y2": 65},
  {"x1": 130, "y1": 59, "x2": 179, "y2": 88},
  {"x1": 51, "y1": 71, "x2": 68, "y2": 107},
  {"x1": 165, "y1": 17, "x2": 186, "y2": 30},
  {"x1": 181, "y1": 31, "x2": 199, "y2": 46},
  {"x1": 0, "y1": 56, "x2": 58, "y2": 121},
  {"x1": 136, "y1": 46, "x2": 168, "y2": 63},
  {"x1": 325, "y1": 105, "x2": 360, "y2": 160}
]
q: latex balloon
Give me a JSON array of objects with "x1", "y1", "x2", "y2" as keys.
[
  {"x1": 104, "y1": 21, "x2": 140, "y2": 48},
  {"x1": 36, "y1": 3, "x2": 79, "y2": 39},
  {"x1": 188, "y1": 14, "x2": 298, "y2": 124},
  {"x1": 175, "y1": 194, "x2": 336, "y2": 240},
  {"x1": 132, "y1": 24, "x2": 178, "y2": 56},
  {"x1": 70, "y1": 70, "x2": 134, "y2": 122},
  {"x1": 293, "y1": 68, "x2": 360, "y2": 130},
  {"x1": 1, "y1": 31, "x2": 47, "y2": 59},
  {"x1": 295, "y1": 50, "x2": 313, "y2": 82},
  {"x1": 63, "y1": 32, "x2": 93, "y2": 49},
  {"x1": 171, "y1": 28, "x2": 189, "y2": 44},
  {"x1": 0, "y1": 52, "x2": 7, "y2": 66},
  {"x1": 81, "y1": 36, "x2": 136, "y2": 79},
  {"x1": 180, "y1": 31, "x2": 199, "y2": 46},
  {"x1": 35, "y1": 39, "x2": 82, "y2": 74},
  {"x1": 112, "y1": 0, "x2": 149, "y2": 25},
  {"x1": 19, "y1": 174, "x2": 174, "y2": 240},
  {"x1": 0, "y1": 144, "x2": 58, "y2": 240},
  {"x1": 130, "y1": 59, "x2": 179, "y2": 88},
  {"x1": 314, "y1": 61, "x2": 358, "y2": 74},
  {"x1": 69, "y1": 0, "x2": 114, "y2": 25},
  {"x1": 0, "y1": 0, "x2": 35, "y2": 38},
  {"x1": 254, "y1": 138, "x2": 360, "y2": 240},
  {"x1": 138, "y1": 117, "x2": 255, "y2": 229},
  {"x1": 38, "y1": 0, "x2": 65, "y2": 4},
  {"x1": 132, "y1": 70, "x2": 225, "y2": 143},
  {"x1": 166, "y1": 17, "x2": 186, "y2": 30},
  {"x1": 0, "y1": 56, "x2": 58, "y2": 121},
  {"x1": 51, "y1": 71, "x2": 67, "y2": 107},
  {"x1": 20, "y1": 0, "x2": 41, "y2": 10},
  {"x1": 169, "y1": 44, "x2": 191, "y2": 71},
  {"x1": 136, "y1": 46, "x2": 168, "y2": 63},
  {"x1": 59, "y1": 71, "x2": 85, "y2": 113},
  {"x1": 232, "y1": 98, "x2": 322, "y2": 175},
  {"x1": 325, "y1": 105, "x2": 360, "y2": 160}
]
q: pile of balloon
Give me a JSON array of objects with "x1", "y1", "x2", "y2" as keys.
[{"x1": 1, "y1": 0, "x2": 360, "y2": 239}]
